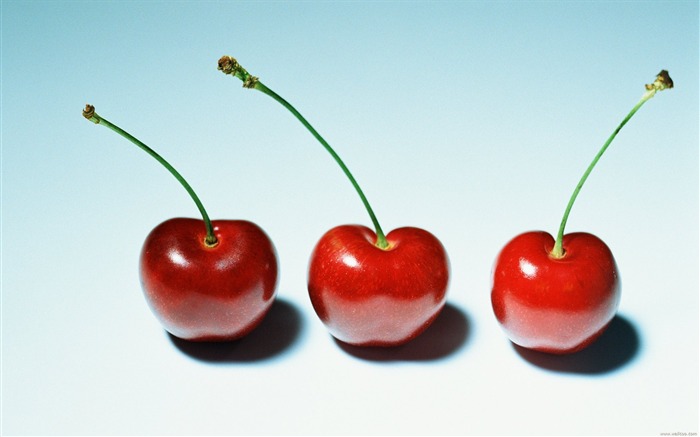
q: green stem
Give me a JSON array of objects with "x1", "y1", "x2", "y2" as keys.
[
  {"x1": 82, "y1": 105, "x2": 218, "y2": 246},
  {"x1": 551, "y1": 70, "x2": 674, "y2": 258},
  {"x1": 217, "y1": 56, "x2": 389, "y2": 249}
]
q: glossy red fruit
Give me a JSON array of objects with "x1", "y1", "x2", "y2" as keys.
[
  {"x1": 139, "y1": 218, "x2": 278, "y2": 341},
  {"x1": 308, "y1": 225, "x2": 450, "y2": 347},
  {"x1": 491, "y1": 231, "x2": 621, "y2": 354}
]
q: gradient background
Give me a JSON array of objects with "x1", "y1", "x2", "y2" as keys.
[{"x1": 2, "y1": 1, "x2": 698, "y2": 435}]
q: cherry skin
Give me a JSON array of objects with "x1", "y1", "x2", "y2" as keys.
[
  {"x1": 308, "y1": 225, "x2": 450, "y2": 347},
  {"x1": 140, "y1": 218, "x2": 278, "y2": 342},
  {"x1": 491, "y1": 231, "x2": 620, "y2": 354}
]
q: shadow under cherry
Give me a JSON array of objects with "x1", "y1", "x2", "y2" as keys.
[
  {"x1": 168, "y1": 297, "x2": 304, "y2": 363},
  {"x1": 512, "y1": 313, "x2": 641, "y2": 375},
  {"x1": 334, "y1": 302, "x2": 471, "y2": 362}
]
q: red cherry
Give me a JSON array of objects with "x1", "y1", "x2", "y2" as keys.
[
  {"x1": 219, "y1": 56, "x2": 452, "y2": 347},
  {"x1": 308, "y1": 225, "x2": 449, "y2": 346},
  {"x1": 491, "y1": 231, "x2": 620, "y2": 354},
  {"x1": 489, "y1": 70, "x2": 672, "y2": 354},
  {"x1": 83, "y1": 105, "x2": 279, "y2": 342},
  {"x1": 140, "y1": 218, "x2": 278, "y2": 342}
]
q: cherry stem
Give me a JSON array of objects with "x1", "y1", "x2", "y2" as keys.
[
  {"x1": 82, "y1": 105, "x2": 218, "y2": 247},
  {"x1": 550, "y1": 70, "x2": 674, "y2": 258},
  {"x1": 217, "y1": 55, "x2": 389, "y2": 249}
]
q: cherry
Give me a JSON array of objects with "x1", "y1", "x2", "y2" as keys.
[
  {"x1": 218, "y1": 56, "x2": 449, "y2": 347},
  {"x1": 491, "y1": 71, "x2": 673, "y2": 354},
  {"x1": 82, "y1": 105, "x2": 278, "y2": 341}
]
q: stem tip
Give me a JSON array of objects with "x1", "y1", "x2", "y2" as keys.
[
  {"x1": 217, "y1": 55, "x2": 240, "y2": 75},
  {"x1": 646, "y1": 70, "x2": 674, "y2": 92},
  {"x1": 217, "y1": 55, "x2": 258, "y2": 88},
  {"x1": 83, "y1": 104, "x2": 99, "y2": 123}
]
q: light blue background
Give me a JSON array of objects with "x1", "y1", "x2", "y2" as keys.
[{"x1": 2, "y1": 1, "x2": 698, "y2": 435}]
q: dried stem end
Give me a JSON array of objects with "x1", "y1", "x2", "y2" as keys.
[
  {"x1": 217, "y1": 55, "x2": 240, "y2": 75},
  {"x1": 82, "y1": 104, "x2": 100, "y2": 124},
  {"x1": 643, "y1": 70, "x2": 674, "y2": 99},
  {"x1": 217, "y1": 55, "x2": 258, "y2": 88}
]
